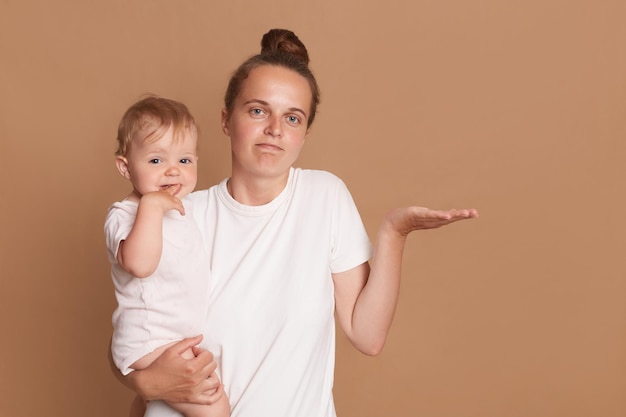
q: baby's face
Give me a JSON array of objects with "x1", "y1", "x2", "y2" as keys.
[{"x1": 123, "y1": 125, "x2": 199, "y2": 199}]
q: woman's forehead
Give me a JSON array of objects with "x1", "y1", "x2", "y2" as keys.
[{"x1": 238, "y1": 65, "x2": 312, "y2": 109}]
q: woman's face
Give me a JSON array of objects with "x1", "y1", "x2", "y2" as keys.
[{"x1": 222, "y1": 64, "x2": 312, "y2": 182}]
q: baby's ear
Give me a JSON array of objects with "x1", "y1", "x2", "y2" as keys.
[
  {"x1": 115, "y1": 156, "x2": 131, "y2": 180},
  {"x1": 220, "y1": 108, "x2": 230, "y2": 135}
]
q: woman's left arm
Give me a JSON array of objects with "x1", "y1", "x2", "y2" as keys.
[{"x1": 333, "y1": 207, "x2": 478, "y2": 356}]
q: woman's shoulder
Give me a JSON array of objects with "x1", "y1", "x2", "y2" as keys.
[
  {"x1": 294, "y1": 168, "x2": 344, "y2": 185},
  {"x1": 184, "y1": 179, "x2": 231, "y2": 218},
  {"x1": 292, "y1": 168, "x2": 352, "y2": 200},
  {"x1": 187, "y1": 188, "x2": 210, "y2": 201},
  {"x1": 187, "y1": 180, "x2": 225, "y2": 202}
]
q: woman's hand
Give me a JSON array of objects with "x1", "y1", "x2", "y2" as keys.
[
  {"x1": 122, "y1": 336, "x2": 224, "y2": 405},
  {"x1": 384, "y1": 207, "x2": 479, "y2": 237}
]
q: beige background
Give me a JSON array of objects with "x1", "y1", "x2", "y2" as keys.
[{"x1": 1, "y1": 1, "x2": 625, "y2": 416}]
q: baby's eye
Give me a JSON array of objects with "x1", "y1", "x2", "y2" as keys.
[
  {"x1": 149, "y1": 158, "x2": 161, "y2": 164},
  {"x1": 180, "y1": 158, "x2": 192, "y2": 164}
]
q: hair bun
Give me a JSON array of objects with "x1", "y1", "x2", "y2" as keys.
[{"x1": 260, "y1": 29, "x2": 309, "y2": 65}]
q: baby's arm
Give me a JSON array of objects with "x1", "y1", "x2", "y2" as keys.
[{"x1": 118, "y1": 190, "x2": 185, "y2": 278}]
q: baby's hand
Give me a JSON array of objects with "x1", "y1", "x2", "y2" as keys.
[{"x1": 140, "y1": 186, "x2": 185, "y2": 215}]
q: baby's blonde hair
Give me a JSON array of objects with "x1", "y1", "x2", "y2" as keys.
[{"x1": 116, "y1": 95, "x2": 197, "y2": 156}]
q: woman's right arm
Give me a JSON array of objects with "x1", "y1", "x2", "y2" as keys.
[{"x1": 108, "y1": 335, "x2": 225, "y2": 405}]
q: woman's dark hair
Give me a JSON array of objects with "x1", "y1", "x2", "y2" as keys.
[{"x1": 223, "y1": 29, "x2": 321, "y2": 127}]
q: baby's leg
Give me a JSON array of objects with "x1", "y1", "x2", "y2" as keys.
[
  {"x1": 168, "y1": 396, "x2": 230, "y2": 417},
  {"x1": 130, "y1": 341, "x2": 179, "y2": 371},
  {"x1": 129, "y1": 394, "x2": 147, "y2": 417},
  {"x1": 145, "y1": 400, "x2": 182, "y2": 417}
]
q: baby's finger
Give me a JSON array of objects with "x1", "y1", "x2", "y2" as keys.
[
  {"x1": 176, "y1": 200, "x2": 186, "y2": 216},
  {"x1": 162, "y1": 184, "x2": 182, "y2": 196}
]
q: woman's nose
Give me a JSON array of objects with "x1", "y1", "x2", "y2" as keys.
[{"x1": 264, "y1": 115, "x2": 283, "y2": 137}]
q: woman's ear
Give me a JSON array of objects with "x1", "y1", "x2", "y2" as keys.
[
  {"x1": 115, "y1": 156, "x2": 131, "y2": 180},
  {"x1": 221, "y1": 108, "x2": 230, "y2": 135}
]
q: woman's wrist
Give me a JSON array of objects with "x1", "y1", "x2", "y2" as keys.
[{"x1": 126, "y1": 368, "x2": 154, "y2": 401}]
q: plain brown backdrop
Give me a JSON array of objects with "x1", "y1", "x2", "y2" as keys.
[{"x1": 1, "y1": 1, "x2": 625, "y2": 416}]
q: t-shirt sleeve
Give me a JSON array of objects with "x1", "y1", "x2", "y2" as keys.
[
  {"x1": 103, "y1": 203, "x2": 135, "y2": 265},
  {"x1": 329, "y1": 178, "x2": 373, "y2": 274}
]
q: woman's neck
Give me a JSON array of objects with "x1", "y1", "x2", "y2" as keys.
[{"x1": 227, "y1": 169, "x2": 290, "y2": 206}]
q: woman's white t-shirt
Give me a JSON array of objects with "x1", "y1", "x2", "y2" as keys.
[{"x1": 146, "y1": 168, "x2": 372, "y2": 417}]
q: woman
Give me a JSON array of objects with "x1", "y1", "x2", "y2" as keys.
[{"x1": 115, "y1": 28, "x2": 478, "y2": 417}]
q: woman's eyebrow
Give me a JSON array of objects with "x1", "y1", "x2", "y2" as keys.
[
  {"x1": 243, "y1": 99, "x2": 269, "y2": 106},
  {"x1": 243, "y1": 99, "x2": 308, "y2": 118},
  {"x1": 288, "y1": 107, "x2": 307, "y2": 118}
]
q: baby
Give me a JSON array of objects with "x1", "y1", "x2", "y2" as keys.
[{"x1": 104, "y1": 95, "x2": 229, "y2": 417}]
